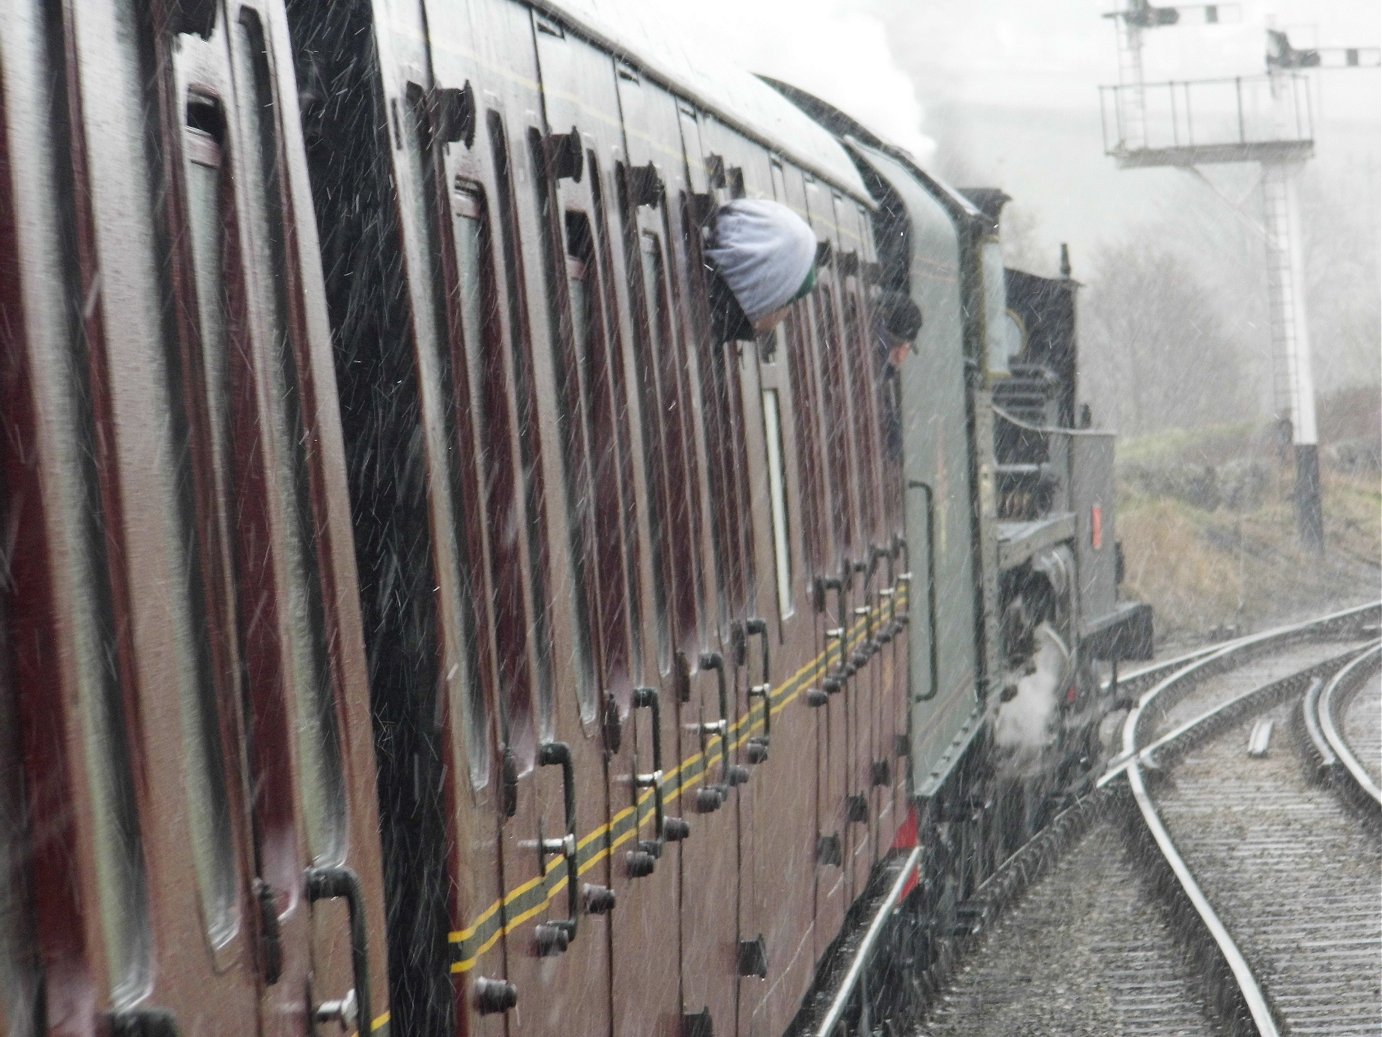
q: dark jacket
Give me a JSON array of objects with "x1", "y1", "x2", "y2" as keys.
[{"x1": 707, "y1": 266, "x2": 755, "y2": 344}]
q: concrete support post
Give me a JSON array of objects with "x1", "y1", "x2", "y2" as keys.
[{"x1": 1262, "y1": 157, "x2": 1323, "y2": 553}]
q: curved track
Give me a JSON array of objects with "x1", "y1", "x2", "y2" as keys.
[
  {"x1": 1340, "y1": 663, "x2": 1382, "y2": 789},
  {"x1": 1312, "y1": 645, "x2": 1382, "y2": 819},
  {"x1": 913, "y1": 604, "x2": 1381, "y2": 1037},
  {"x1": 1152, "y1": 681, "x2": 1380, "y2": 1036}
]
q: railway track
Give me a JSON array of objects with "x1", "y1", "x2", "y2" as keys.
[
  {"x1": 1337, "y1": 655, "x2": 1382, "y2": 792},
  {"x1": 1301, "y1": 643, "x2": 1382, "y2": 824},
  {"x1": 913, "y1": 603, "x2": 1381, "y2": 1037}
]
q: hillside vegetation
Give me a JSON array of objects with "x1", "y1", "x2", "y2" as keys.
[{"x1": 1114, "y1": 387, "x2": 1381, "y2": 647}]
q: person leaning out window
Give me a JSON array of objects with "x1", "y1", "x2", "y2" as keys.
[{"x1": 703, "y1": 198, "x2": 818, "y2": 344}]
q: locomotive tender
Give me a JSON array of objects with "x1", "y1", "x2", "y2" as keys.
[{"x1": 0, "y1": 1, "x2": 1150, "y2": 1036}]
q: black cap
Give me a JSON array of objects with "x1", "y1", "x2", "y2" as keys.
[{"x1": 878, "y1": 291, "x2": 923, "y2": 342}]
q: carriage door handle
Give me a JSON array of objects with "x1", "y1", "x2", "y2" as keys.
[
  {"x1": 904, "y1": 485, "x2": 939, "y2": 702},
  {"x1": 534, "y1": 741, "x2": 580, "y2": 954},
  {"x1": 305, "y1": 865, "x2": 372, "y2": 1034},
  {"x1": 816, "y1": 576, "x2": 847, "y2": 689},
  {"x1": 695, "y1": 652, "x2": 745, "y2": 811},
  {"x1": 876, "y1": 541, "x2": 899, "y2": 644},
  {"x1": 743, "y1": 618, "x2": 771, "y2": 762},
  {"x1": 627, "y1": 687, "x2": 689, "y2": 877},
  {"x1": 893, "y1": 533, "x2": 912, "y2": 633},
  {"x1": 868, "y1": 543, "x2": 893, "y2": 649},
  {"x1": 847, "y1": 558, "x2": 872, "y2": 669}
]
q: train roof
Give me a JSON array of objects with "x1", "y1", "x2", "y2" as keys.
[
  {"x1": 761, "y1": 77, "x2": 988, "y2": 230},
  {"x1": 531, "y1": 0, "x2": 871, "y2": 202}
]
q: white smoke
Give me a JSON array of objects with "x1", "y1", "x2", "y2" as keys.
[
  {"x1": 576, "y1": 0, "x2": 936, "y2": 162},
  {"x1": 992, "y1": 622, "x2": 1071, "y2": 766}
]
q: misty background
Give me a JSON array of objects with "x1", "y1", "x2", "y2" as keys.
[{"x1": 594, "y1": 0, "x2": 1380, "y2": 438}]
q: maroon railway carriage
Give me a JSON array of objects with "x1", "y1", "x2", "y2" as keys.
[
  {"x1": 4, "y1": 0, "x2": 917, "y2": 1035},
  {"x1": 3, "y1": 1, "x2": 1156, "y2": 1035},
  {"x1": 283, "y1": 0, "x2": 911, "y2": 1035},
  {"x1": 1, "y1": 1, "x2": 388, "y2": 1035}
]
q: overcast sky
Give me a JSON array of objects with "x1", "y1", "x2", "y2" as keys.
[
  {"x1": 594, "y1": 0, "x2": 1379, "y2": 271},
  {"x1": 634, "y1": 0, "x2": 1381, "y2": 154}
]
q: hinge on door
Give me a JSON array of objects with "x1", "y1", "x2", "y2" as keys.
[
  {"x1": 681, "y1": 1008, "x2": 715, "y2": 1037},
  {"x1": 110, "y1": 1009, "x2": 179, "y2": 1037},
  {"x1": 736, "y1": 935, "x2": 768, "y2": 978},
  {"x1": 255, "y1": 878, "x2": 284, "y2": 985},
  {"x1": 501, "y1": 745, "x2": 519, "y2": 818},
  {"x1": 817, "y1": 834, "x2": 843, "y2": 867},
  {"x1": 601, "y1": 691, "x2": 622, "y2": 753}
]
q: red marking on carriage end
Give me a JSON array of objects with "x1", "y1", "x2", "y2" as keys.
[
  {"x1": 892, "y1": 803, "x2": 919, "y2": 850},
  {"x1": 1091, "y1": 504, "x2": 1104, "y2": 550},
  {"x1": 892, "y1": 804, "x2": 921, "y2": 899}
]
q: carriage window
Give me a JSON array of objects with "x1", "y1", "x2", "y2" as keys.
[
  {"x1": 450, "y1": 193, "x2": 502, "y2": 781},
  {"x1": 236, "y1": 18, "x2": 346, "y2": 863},
  {"x1": 651, "y1": 228, "x2": 706, "y2": 654},
  {"x1": 398, "y1": 128, "x2": 497, "y2": 795},
  {"x1": 587, "y1": 162, "x2": 645, "y2": 683},
  {"x1": 493, "y1": 114, "x2": 554, "y2": 741},
  {"x1": 636, "y1": 234, "x2": 673, "y2": 671},
  {"x1": 684, "y1": 201, "x2": 747, "y2": 628},
  {"x1": 177, "y1": 96, "x2": 239, "y2": 944},
  {"x1": 762, "y1": 389, "x2": 793, "y2": 618},
  {"x1": 784, "y1": 307, "x2": 823, "y2": 575},
  {"x1": 455, "y1": 176, "x2": 532, "y2": 771},
  {"x1": 447, "y1": 199, "x2": 497, "y2": 790},
  {"x1": 817, "y1": 285, "x2": 856, "y2": 556},
  {"x1": 76, "y1": 2, "x2": 152, "y2": 1006},
  {"x1": 562, "y1": 263, "x2": 600, "y2": 719},
  {"x1": 74, "y1": 485, "x2": 150, "y2": 1006},
  {"x1": 844, "y1": 288, "x2": 881, "y2": 539},
  {"x1": 563, "y1": 208, "x2": 630, "y2": 724},
  {"x1": 398, "y1": 90, "x2": 495, "y2": 789}
]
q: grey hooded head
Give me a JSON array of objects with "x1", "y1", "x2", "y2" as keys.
[{"x1": 705, "y1": 199, "x2": 817, "y2": 323}]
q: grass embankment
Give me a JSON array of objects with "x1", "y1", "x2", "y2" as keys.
[{"x1": 1114, "y1": 390, "x2": 1381, "y2": 647}]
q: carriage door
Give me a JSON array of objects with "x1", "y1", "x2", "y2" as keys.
[
  {"x1": 447, "y1": 10, "x2": 621, "y2": 1034},
  {"x1": 2, "y1": 5, "x2": 272, "y2": 1032},
  {"x1": 221, "y1": 8, "x2": 391, "y2": 1035},
  {"x1": 843, "y1": 198, "x2": 906, "y2": 855},
  {"x1": 718, "y1": 156, "x2": 827, "y2": 1037},
  {"x1": 2, "y1": 4, "x2": 388, "y2": 1035},
  {"x1": 789, "y1": 174, "x2": 852, "y2": 961},
  {"x1": 811, "y1": 217, "x2": 879, "y2": 904},
  {"x1": 610, "y1": 64, "x2": 703, "y2": 1037},
  {"x1": 370, "y1": 1, "x2": 517, "y2": 1029},
  {"x1": 669, "y1": 103, "x2": 747, "y2": 1037},
  {"x1": 830, "y1": 194, "x2": 886, "y2": 880},
  {"x1": 690, "y1": 127, "x2": 787, "y2": 1037}
]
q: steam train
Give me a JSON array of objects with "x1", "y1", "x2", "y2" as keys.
[{"x1": 0, "y1": 1, "x2": 1151, "y2": 1036}]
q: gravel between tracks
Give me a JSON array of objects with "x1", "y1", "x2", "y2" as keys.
[{"x1": 914, "y1": 822, "x2": 1220, "y2": 1037}]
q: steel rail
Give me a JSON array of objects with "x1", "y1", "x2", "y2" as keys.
[
  {"x1": 1316, "y1": 643, "x2": 1382, "y2": 817},
  {"x1": 811, "y1": 846, "x2": 922, "y2": 1037},
  {"x1": 1115, "y1": 601, "x2": 1380, "y2": 764},
  {"x1": 1123, "y1": 759, "x2": 1280, "y2": 1036},
  {"x1": 1100, "y1": 600, "x2": 1379, "y2": 707},
  {"x1": 1113, "y1": 630, "x2": 1376, "y2": 1035},
  {"x1": 1299, "y1": 677, "x2": 1337, "y2": 772}
]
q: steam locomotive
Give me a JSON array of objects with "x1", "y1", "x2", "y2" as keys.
[{"x1": 0, "y1": 1, "x2": 1150, "y2": 1035}]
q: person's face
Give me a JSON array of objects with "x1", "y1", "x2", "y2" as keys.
[
  {"x1": 886, "y1": 335, "x2": 913, "y2": 370},
  {"x1": 752, "y1": 305, "x2": 791, "y2": 335}
]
